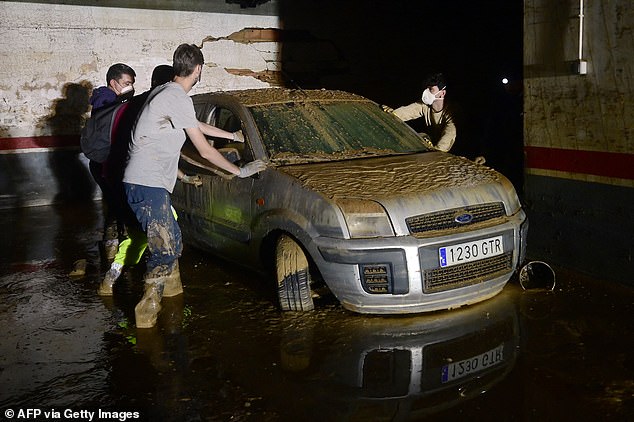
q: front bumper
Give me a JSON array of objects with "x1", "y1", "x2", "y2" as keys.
[{"x1": 313, "y1": 210, "x2": 526, "y2": 314}]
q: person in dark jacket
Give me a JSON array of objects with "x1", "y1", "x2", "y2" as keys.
[
  {"x1": 90, "y1": 63, "x2": 136, "y2": 109},
  {"x1": 88, "y1": 63, "x2": 137, "y2": 261}
]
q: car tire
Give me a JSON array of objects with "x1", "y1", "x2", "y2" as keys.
[{"x1": 276, "y1": 234, "x2": 315, "y2": 312}]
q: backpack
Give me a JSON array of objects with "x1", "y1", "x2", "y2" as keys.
[{"x1": 80, "y1": 100, "x2": 127, "y2": 163}]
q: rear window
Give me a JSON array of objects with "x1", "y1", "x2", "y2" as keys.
[{"x1": 249, "y1": 100, "x2": 431, "y2": 163}]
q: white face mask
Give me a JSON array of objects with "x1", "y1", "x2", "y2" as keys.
[
  {"x1": 119, "y1": 85, "x2": 134, "y2": 95},
  {"x1": 422, "y1": 88, "x2": 443, "y2": 106}
]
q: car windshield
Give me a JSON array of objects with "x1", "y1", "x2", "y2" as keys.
[{"x1": 249, "y1": 100, "x2": 433, "y2": 164}]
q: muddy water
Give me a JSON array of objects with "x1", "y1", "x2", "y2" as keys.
[{"x1": 1, "y1": 204, "x2": 633, "y2": 421}]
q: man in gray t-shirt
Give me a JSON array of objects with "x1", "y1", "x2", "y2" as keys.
[
  {"x1": 124, "y1": 82, "x2": 200, "y2": 193},
  {"x1": 123, "y1": 43, "x2": 266, "y2": 328}
]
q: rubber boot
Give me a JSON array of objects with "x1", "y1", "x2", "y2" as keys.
[
  {"x1": 97, "y1": 262, "x2": 123, "y2": 296},
  {"x1": 163, "y1": 260, "x2": 183, "y2": 297},
  {"x1": 103, "y1": 220, "x2": 119, "y2": 262},
  {"x1": 135, "y1": 277, "x2": 165, "y2": 329},
  {"x1": 104, "y1": 239, "x2": 119, "y2": 261}
]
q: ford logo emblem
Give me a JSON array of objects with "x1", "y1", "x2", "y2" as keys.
[{"x1": 455, "y1": 213, "x2": 473, "y2": 224}]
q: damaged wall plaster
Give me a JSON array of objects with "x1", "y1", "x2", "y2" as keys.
[
  {"x1": 0, "y1": 3, "x2": 281, "y2": 139},
  {"x1": 0, "y1": 2, "x2": 281, "y2": 207}
]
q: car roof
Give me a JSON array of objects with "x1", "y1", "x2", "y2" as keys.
[{"x1": 192, "y1": 88, "x2": 371, "y2": 107}]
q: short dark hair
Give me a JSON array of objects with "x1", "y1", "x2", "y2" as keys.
[
  {"x1": 424, "y1": 73, "x2": 446, "y2": 90},
  {"x1": 151, "y1": 65, "x2": 175, "y2": 88},
  {"x1": 173, "y1": 44, "x2": 204, "y2": 77},
  {"x1": 106, "y1": 63, "x2": 136, "y2": 84}
]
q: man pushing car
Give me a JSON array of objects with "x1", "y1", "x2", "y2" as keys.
[{"x1": 123, "y1": 43, "x2": 266, "y2": 328}]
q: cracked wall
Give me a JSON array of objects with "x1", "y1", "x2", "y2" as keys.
[
  {"x1": 0, "y1": 3, "x2": 281, "y2": 139},
  {"x1": 0, "y1": 2, "x2": 281, "y2": 207}
]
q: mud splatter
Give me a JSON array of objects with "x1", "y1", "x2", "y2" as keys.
[{"x1": 279, "y1": 153, "x2": 502, "y2": 200}]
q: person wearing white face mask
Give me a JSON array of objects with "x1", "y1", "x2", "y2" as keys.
[
  {"x1": 88, "y1": 63, "x2": 137, "y2": 260},
  {"x1": 383, "y1": 73, "x2": 457, "y2": 152},
  {"x1": 89, "y1": 63, "x2": 136, "y2": 110}
]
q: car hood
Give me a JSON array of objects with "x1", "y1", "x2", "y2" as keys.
[{"x1": 277, "y1": 152, "x2": 521, "y2": 220}]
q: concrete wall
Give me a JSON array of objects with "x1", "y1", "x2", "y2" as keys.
[
  {"x1": 0, "y1": 1, "x2": 280, "y2": 207},
  {"x1": 524, "y1": 0, "x2": 633, "y2": 283}
]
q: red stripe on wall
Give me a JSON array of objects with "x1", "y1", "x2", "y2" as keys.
[
  {"x1": 2, "y1": 137, "x2": 632, "y2": 180},
  {"x1": 525, "y1": 146, "x2": 634, "y2": 180},
  {"x1": 0, "y1": 135, "x2": 79, "y2": 151}
]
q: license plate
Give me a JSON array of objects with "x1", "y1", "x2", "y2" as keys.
[
  {"x1": 441, "y1": 344, "x2": 504, "y2": 383},
  {"x1": 439, "y1": 235, "x2": 504, "y2": 268}
]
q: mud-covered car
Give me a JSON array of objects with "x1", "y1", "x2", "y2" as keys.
[{"x1": 172, "y1": 88, "x2": 528, "y2": 314}]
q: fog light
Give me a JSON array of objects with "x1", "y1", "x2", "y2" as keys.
[{"x1": 361, "y1": 264, "x2": 392, "y2": 294}]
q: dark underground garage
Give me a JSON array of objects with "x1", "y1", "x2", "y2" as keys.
[{"x1": 1, "y1": 1, "x2": 633, "y2": 421}]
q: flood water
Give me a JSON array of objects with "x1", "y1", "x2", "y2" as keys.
[{"x1": 1, "y1": 203, "x2": 633, "y2": 421}]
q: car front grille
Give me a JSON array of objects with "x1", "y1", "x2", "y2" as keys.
[
  {"x1": 423, "y1": 252, "x2": 513, "y2": 293},
  {"x1": 406, "y1": 203, "x2": 506, "y2": 235}
]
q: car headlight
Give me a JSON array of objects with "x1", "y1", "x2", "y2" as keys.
[{"x1": 337, "y1": 199, "x2": 395, "y2": 238}]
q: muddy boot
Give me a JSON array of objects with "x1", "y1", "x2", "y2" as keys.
[
  {"x1": 103, "y1": 221, "x2": 119, "y2": 261},
  {"x1": 103, "y1": 239, "x2": 119, "y2": 261},
  {"x1": 97, "y1": 262, "x2": 123, "y2": 296},
  {"x1": 135, "y1": 277, "x2": 165, "y2": 329},
  {"x1": 163, "y1": 260, "x2": 183, "y2": 298}
]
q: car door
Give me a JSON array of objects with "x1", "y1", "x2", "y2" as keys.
[
  {"x1": 206, "y1": 105, "x2": 255, "y2": 247},
  {"x1": 178, "y1": 98, "x2": 265, "y2": 260}
]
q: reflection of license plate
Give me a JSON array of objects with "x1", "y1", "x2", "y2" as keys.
[
  {"x1": 441, "y1": 344, "x2": 504, "y2": 383},
  {"x1": 439, "y1": 235, "x2": 504, "y2": 268}
]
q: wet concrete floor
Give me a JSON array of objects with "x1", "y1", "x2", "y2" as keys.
[{"x1": 1, "y1": 202, "x2": 633, "y2": 421}]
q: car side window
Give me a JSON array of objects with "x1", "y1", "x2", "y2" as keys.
[
  {"x1": 194, "y1": 101, "x2": 214, "y2": 124},
  {"x1": 217, "y1": 108, "x2": 241, "y2": 133},
  {"x1": 201, "y1": 106, "x2": 253, "y2": 164}
]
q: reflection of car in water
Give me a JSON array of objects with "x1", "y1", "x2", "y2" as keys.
[
  {"x1": 173, "y1": 88, "x2": 528, "y2": 314},
  {"x1": 277, "y1": 288, "x2": 520, "y2": 420}
]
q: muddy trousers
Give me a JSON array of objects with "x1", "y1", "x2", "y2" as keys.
[
  {"x1": 112, "y1": 205, "x2": 179, "y2": 267},
  {"x1": 123, "y1": 183, "x2": 183, "y2": 277},
  {"x1": 124, "y1": 183, "x2": 183, "y2": 328}
]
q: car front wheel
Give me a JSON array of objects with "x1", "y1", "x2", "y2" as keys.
[{"x1": 276, "y1": 234, "x2": 315, "y2": 312}]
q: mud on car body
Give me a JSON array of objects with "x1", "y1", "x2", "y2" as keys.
[{"x1": 172, "y1": 88, "x2": 528, "y2": 314}]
